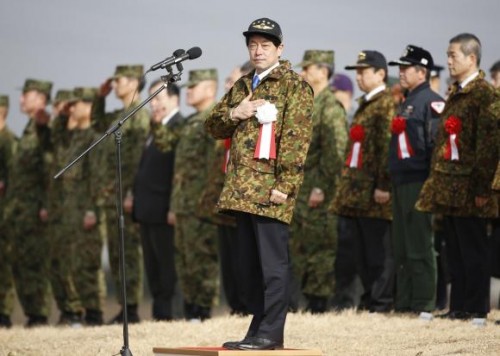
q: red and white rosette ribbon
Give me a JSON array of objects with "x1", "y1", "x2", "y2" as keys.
[
  {"x1": 444, "y1": 116, "x2": 462, "y2": 161},
  {"x1": 345, "y1": 124, "x2": 365, "y2": 168},
  {"x1": 222, "y1": 138, "x2": 231, "y2": 173},
  {"x1": 254, "y1": 102, "x2": 277, "y2": 160},
  {"x1": 391, "y1": 116, "x2": 414, "y2": 159}
]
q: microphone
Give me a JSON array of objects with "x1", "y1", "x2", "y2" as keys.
[
  {"x1": 149, "y1": 47, "x2": 202, "y2": 72},
  {"x1": 150, "y1": 49, "x2": 185, "y2": 71}
]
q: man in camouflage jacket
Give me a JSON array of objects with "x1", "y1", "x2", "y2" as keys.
[
  {"x1": 205, "y1": 18, "x2": 313, "y2": 350},
  {"x1": 416, "y1": 34, "x2": 499, "y2": 320},
  {"x1": 330, "y1": 51, "x2": 395, "y2": 312}
]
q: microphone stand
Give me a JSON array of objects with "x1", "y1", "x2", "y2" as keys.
[{"x1": 54, "y1": 64, "x2": 184, "y2": 356}]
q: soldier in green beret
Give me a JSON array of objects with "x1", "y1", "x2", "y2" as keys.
[
  {"x1": 4, "y1": 79, "x2": 53, "y2": 326},
  {"x1": 165, "y1": 68, "x2": 220, "y2": 321},
  {"x1": 0, "y1": 95, "x2": 17, "y2": 328},
  {"x1": 91, "y1": 64, "x2": 149, "y2": 323},
  {"x1": 329, "y1": 51, "x2": 395, "y2": 313},
  {"x1": 416, "y1": 34, "x2": 499, "y2": 321},
  {"x1": 206, "y1": 17, "x2": 314, "y2": 350},
  {"x1": 288, "y1": 50, "x2": 347, "y2": 313}
]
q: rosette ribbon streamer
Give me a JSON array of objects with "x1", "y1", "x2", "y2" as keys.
[
  {"x1": 346, "y1": 124, "x2": 365, "y2": 168},
  {"x1": 391, "y1": 116, "x2": 414, "y2": 159},
  {"x1": 254, "y1": 101, "x2": 278, "y2": 160},
  {"x1": 444, "y1": 116, "x2": 462, "y2": 161}
]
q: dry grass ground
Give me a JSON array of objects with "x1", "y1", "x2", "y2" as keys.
[{"x1": 1, "y1": 309, "x2": 499, "y2": 356}]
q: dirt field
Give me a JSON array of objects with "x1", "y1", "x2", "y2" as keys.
[{"x1": 1, "y1": 308, "x2": 500, "y2": 356}]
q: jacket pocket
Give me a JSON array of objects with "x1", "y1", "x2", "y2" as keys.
[
  {"x1": 433, "y1": 163, "x2": 471, "y2": 207},
  {"x1": 336, "y1": 169, "x2": 374, "y2": 210},
  {"x1": 234, "y1": 159, "x2": 276, "y2": 205}
]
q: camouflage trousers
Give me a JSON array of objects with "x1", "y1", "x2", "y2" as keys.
[
  {"x1": 48, "y1": 217, "x2": 83, "y2": 315},
  {"x1": 175, "y1": 214, "x2": 218, "y2": 308},
  {"x1": 54, "y1": 212, "x2": 105, "y2": 312},
  {"x1": 0, "y1": 221, "x2": 15, "y2": 315},
  {"x1": 103, "y1": 205, "x2": 143, "y2": 306},
  {"x1": 9, "y1": 210, "x2": 51, "y2": 318},
  {"x1": 290, "y1": 210, "x2": 338, "y2": 298}
]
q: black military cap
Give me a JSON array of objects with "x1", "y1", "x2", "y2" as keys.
[
  {"x1": 388, "y1": 45, "x2": 434, "y2": 69},
  {"x1": 430, "y1": 65, "x2": 445, "y2": 78},
  {"x1": 345, "y1": 50, "x2": 387, "y2": 71},
  {"x1": 243, "y1": 17, "x2": 283, "y2": 44}
]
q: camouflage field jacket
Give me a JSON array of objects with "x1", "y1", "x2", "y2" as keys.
[
  {"x1": 205, "y1": 60, "x2": 314, "y2": 224},
  {"x1": 329, "y1": 88, "x2": 394, "y2": 220},
  {"x1": 416, "y1": 71, "x2": 499, "y2": 217}
]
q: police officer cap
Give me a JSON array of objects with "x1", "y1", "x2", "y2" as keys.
[
  {"x1": 183, "y1": 68, "x2": 218, "y2": 87},
  {"x1": 430, "y1": 65, "x2": 444, "y2": 78},
  {"x1": 297, "y1": 50, "x2": 334, "y2": 68},
  {"x1": 243, "y1": 18, "x2": 283, "y2": 44},
  {"x1": 345, "y1": 50, "x2": 387, "y2": 71},
  {"x1": 388, "y1": 45, "x2": 434, "y2": 69},
  {"x1": 0, "y1": 95, "x2": 9, "y2": 107}
]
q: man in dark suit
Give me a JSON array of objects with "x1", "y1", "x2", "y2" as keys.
[{"x1": 132, "y1": 80, "x2": 183, "y2": 321}]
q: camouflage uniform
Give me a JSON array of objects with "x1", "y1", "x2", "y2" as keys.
[
  {"x1": 330, "y1": 51, "x2": 395, "y2": 312},
  {"x1": 91, "y1": 65, "x2": 149, "y2": 315},
  {"x1": 290, "y1": 50, "x2": 348, "y2": 311},
  {"x1": 47, "y1": 113, "x2": 84, "y2": 321},
  {"x1": 416, "y1": 70, "x2": 499, "y2": 316},
  {"x1": 197, "y1": 139, "x2": 244, "y2": 314},
  {"x1": 206, "y1": 54, "x2": 313, "y2": 345},
  {"x1": 165, "y1": 69, "x2": 219, "y2": 319},
  {"x1": 51, "y1": 88, "x2": 105, "y2": 324},
  {"x1": 4, "y1": 79, "x2": 53, "y2": 324},
  {"x1": 0, "y1": 96, "x2": 17, "y2": 325}
]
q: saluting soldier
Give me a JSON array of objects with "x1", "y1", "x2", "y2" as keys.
[
  {"x1": 4, "y1": 79, "x2": 53, "y2": 327},
  {"x1": 91, "y1": 65, "x2": 149, "y2": 323},
  {"x1": 206, "y1": 17, "x2": 314, "y2": 350},
  {"x1": 330, "y1": 51, "x2": 395, "y2": 313},
  {"x1": 47, "y1": 89, "x2": 84, "y2": 327},
  {"x1": 387, "y1": 45, "x2": 445, "y2": 313},
  {"x1": 416, "y1": 33, "x2": 499, "y2": 321},
  {"x1": 0, "y1": 95, "x2": 17, "y2": 328},
  {"x1": 291, "y1": 49, "x2": 347, "y2": 313}
]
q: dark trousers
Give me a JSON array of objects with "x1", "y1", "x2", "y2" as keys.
[
  {"x1": 342, "y1": 216, "x2": 394, "y2": 311},
  {"x1": 218, "y1": 224, "x2": 246, "y2": 314},
  {"x1": 140, "y1": 223, "x2": 177, "y2": 320},
  {"x1": 236, "y1": 212, "x2": 290, "y2": 344},
  {"x1": 444, "y1": 216, "x2": 490, "y2": 314},
  {"x1": 332, "y1": 216, "x2": 363, "y2": 309}
]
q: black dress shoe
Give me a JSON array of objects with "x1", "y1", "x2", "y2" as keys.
[
  {"x1": 236, "y1": 337, "x2": 283, "y2": 350},
  {"x1": 437, "y1": 310, "x2": 466, "y2": 320},
  {"x1": 223, "y1": 336, "x2": 252, "y2": 350},
  {"x1": 495, "y1": 320, "x2": 500, "y2": 325}
]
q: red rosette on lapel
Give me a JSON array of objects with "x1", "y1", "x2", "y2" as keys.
[
  {"x1": 391, "y1": 116, "x2": 414, "y2": 159},
  {"x1": 444, "y1": 116, "x2": 462, "y2": 161},
  {"x1": 346, "y1": 124, "x2": 365, "y2": 168}
]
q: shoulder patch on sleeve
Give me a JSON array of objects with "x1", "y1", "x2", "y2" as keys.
[{"x1": 430, "y1": 101, "x2": 445, "y2": 114}]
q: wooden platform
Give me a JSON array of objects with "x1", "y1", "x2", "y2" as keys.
[{"x1": 153, "y1": 346, "x2": 323, "y2": 356}]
